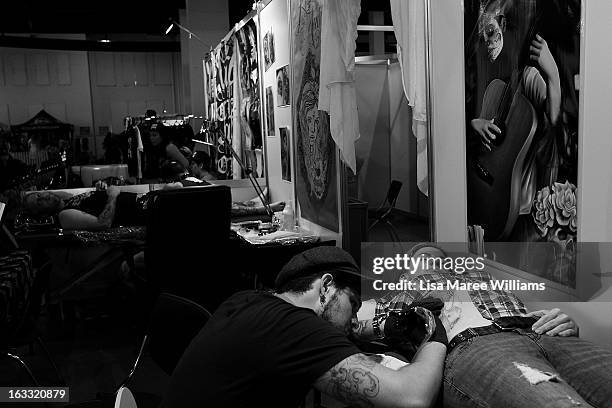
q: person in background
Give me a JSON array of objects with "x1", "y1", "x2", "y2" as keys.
[
  {"x1": 22, "y1": 185, "x2": 122, "y2": 231},
  {"x1": 159, "y1": 160, "x2": 209, "y2": 187},
  {"x1": 162, "y1": 246, "x2": 449, "y2": 408},
  {"x1": 149, "y1": 123, "x2": 189, "y2": 171},
  {"x1": 188, "y1": 151, "x2": 216, "y2": 182}
]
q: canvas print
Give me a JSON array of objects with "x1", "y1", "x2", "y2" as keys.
[
  {"x1": 291, "y1": 0, "x2": 339, "y2": 232},
  {"x1": 263, "y1": 29, "x2": 275, "y2": 72},
  {"x1": 276, "y1": 65, "x2": 290, "y2": 106},
  {"x1": 236, "y1": 19, "x2": 263, "y2": 178},
  {"x1": 280, "y1": 127, "x2": 291, "y2": 181},
  {"x1": 464, "y1": 0, "x2": 581, "y2": 287},
  {"x1": 265, "y1": 86, "x2": 275, "y2": 136},
  {"x1": 204, "y1": 38, "x2": 235, "y2": 179}
]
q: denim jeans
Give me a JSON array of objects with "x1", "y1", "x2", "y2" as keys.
[{"x1": 443, "y1": 329, "x2": 612, "y2": 408}]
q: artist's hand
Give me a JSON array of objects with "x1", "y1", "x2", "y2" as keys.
[
  {"x1": 430, "y1": 314, "x2": 448, "y2": 347},
  {"x1": 530, "y1": 34, "x2": 559, "y2": 81},
  {"x1": 106, "y1": 185, "x2": 121, "y2": 199},
  {"x1": 471, "y1": 118, "x2": 500, "y2": 151},
  {"x1": 525, "y1": 308, "x2": 579, "y2": 337}
]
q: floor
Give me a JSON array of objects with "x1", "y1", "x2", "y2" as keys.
[
  {"x1": 366, "y1": 210, "x2": 430, "y2": 243},
  {"x1": 1, "y1": 289, "x2": 168, "y2": 407}
]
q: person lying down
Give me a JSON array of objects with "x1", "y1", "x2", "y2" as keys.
[
  {"x1": 354, "y1": 243, "x2": 612, "y2": 408},
  {"x1": 22, "y1": 184, "x2": 284, "y2": 231}
]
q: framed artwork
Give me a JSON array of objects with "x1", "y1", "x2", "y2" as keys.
[
  {"x1": 265, "y1": 86, "x2": 275, "y2": 136},
  {"x1": 464, "y1": 0, "x2": 581, "y2": 288},
  {"x1": 291, "y1": 0, "x2": 339, "y2": 232},
  {"x1": 263, "y1": 29, "x2": 275, "y2": 71},
  {"x1": 276, "y1": 65, "x2": 290, "y2": 106},
  {"x1": 280, "y1": 127, "x2": 291, "y2": 182}
]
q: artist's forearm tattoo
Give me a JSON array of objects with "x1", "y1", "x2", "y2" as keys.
[{"x1": 318, "y1": 354, "x2": 380, "y2": 408}]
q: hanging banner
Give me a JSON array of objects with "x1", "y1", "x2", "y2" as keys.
[
  {"x1": 205, "y1": 38, "x2": 235, "y2": 179},
  {"x1": 291, "y1": 0, "x2": 339, "y2": 232}
]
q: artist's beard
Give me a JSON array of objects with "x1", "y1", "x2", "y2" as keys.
[{"x1": 321, "y1": 293, "x2": 351, "y2": 335}]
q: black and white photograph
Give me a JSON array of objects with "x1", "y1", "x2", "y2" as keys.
[
  {"x1": 0, "y1": 1, "x2": 611, "y2": 408},
  {"x1": 276, "y1": 65, "x2": 290, "y2": 106},
  {"x1": 279, "y1": 126, "x2": 291, "y2": 181},
  {"x1": 265, "y1": 85, "x2": 275, "y2": 136},
  {"x1": 263, "y1": 29, "x2": 275, "y2": 72}
]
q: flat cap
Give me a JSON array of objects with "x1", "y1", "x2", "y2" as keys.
[{"x1": 275, "y1": 246, "x2": 363, "y2": 293}]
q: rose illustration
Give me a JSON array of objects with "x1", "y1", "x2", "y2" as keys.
[
  {"x1": 532, "y1": 186, "x2": 556, "y2": 237},
  {"x1": 551, "y1": 181, "x2": 577, "y2": 232}
]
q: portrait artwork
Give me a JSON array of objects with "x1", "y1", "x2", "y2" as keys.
[
  {"x1": 276, "y1": 65, "x2": 290, "y2": 106},
  {"x1": 265, "y1": 86, "x2": 275, "y2": 136},
  {"x1": 291, "y1": 0, "x2": 339, "y2": 232},
  {"x1": 280, "y1": 127, "x2": 291, "y2": 182},
  {"x1": 464, "y1": 0, "x2": 581, "y2": 287},
  {"x1": 263, "y1": 29, "x2": 275, "y2": 72}
]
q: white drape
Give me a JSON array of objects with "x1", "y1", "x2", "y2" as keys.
[
  {"x1": 390, "y1": 0, "x2": 429, "y2": 196},
  {"x1": 318, "y1": 0, "x2": 361, "y2": 173}
]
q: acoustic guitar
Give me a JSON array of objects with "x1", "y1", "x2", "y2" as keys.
[{"x1": 467, "y1": 77, "x2": 537, "y2": 241}]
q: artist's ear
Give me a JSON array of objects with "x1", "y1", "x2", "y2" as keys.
[{"x1": 320, "y1": 273, "x2": 335, "y2": 295}]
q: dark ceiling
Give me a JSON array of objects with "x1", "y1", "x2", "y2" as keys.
[
  {"x1": 0, "y1": 0, "x2": 390, "y2": 38},
  {"x1": 0, "y1": 0, "x2": 187, "y2": 35},
  {"x1": 0, "y1": 0, "x2": 266, "y2": 35}
]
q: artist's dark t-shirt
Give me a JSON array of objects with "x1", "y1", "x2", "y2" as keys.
[{"x1": 161, "y1": 290, "x2": 360, "y2": 408}]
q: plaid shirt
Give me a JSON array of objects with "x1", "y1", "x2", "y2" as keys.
[{"x1": 373, "y1": 269, "x2": 528, "y2": 333}]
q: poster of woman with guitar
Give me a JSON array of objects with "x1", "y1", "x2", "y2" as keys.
[{"x1": 464, "y1": 0, "x2": 581, "y2": 286}]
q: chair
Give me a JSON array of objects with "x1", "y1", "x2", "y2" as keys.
[
  {"x1": 66, "y1": 292, "x2": 211, "y2": 408},
  {"x1": 144, "y1": 185, "x2": 233, "y2": 311},
  {"x1": 368, "y1": 180, "x2": 403, "y2": 241}
]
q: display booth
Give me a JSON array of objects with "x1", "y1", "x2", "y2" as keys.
[
  {"x1": 10, "y1": 109, "x2": 73, "y2": 168},
  {"x1": 203, "y1": 0, "x2": 430, "y2": 250}
]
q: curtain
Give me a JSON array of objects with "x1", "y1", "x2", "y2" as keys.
[
  {"x1": 318, "y1": 0, "x2": 361, "y2": 173},
  {"x1": 390, "y1": 0, "x2": 429, "y2": 196}
]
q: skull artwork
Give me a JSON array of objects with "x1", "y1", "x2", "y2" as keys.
[
  {"x1": 297, "y1": 51, "x2": 332, "y2": 201},
  {"x1": 478, "y1": 1, "x2": 508, "y2": 61}
]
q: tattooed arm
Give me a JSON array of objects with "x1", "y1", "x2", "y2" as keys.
[
  {"x1": 97, "y1": 186, "x2": 120, "y2": 227},
  {"x1": 58, "y1": 186, "x2": 120, "y2": 231},
  {"x1": 315, "y1": 345, "x2": 446, "y2": 408}
]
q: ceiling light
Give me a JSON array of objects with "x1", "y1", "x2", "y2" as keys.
[
  {"x1": 163, "y1": 19, "x2": 207, "y2": 46},
  {"x1": 99, "y1": 39, "x2": 111, "y2": 43}
]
